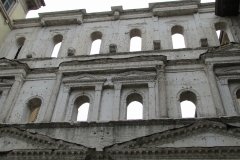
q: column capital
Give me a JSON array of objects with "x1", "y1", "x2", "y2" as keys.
[
  {"x1": 56, "y1": 72, "x2": 63, "y2": 79},
  {"x1": 15, "y1": 74, "x2": 24, "y2": 82},
  {"x1": 63, "y1": 86, "x2": 71, "y2": 93},
  {"x1": 95, "y1": 84, "x2": 103, "y2": 91},
  {"x1": 156, "y1": 65, "x2": 165, "y2": 72},
  {"x1": 219, "y1": 79, "x2": 228, "y2": 85},
  {"x1": 205, "y1": 62, "x2": 214, "y2": 71},
  {"x1": 114, "y1": 83, "x2": 122, "y2": 90},
  {"x1": 148, "y1": 82, "x2": 156, "y2": 88}
]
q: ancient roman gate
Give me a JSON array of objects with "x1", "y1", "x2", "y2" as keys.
[{"x1": 0, "y1": 0, "x2": 240, "y2": 159}]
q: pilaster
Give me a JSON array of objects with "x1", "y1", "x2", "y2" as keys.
[
  {"x1": 90, "y1": 84, "x2": 103, "y2": 121},
  {"x1": 218, "y1": 79, "x2": 238, "y2": 116},
  {"x1": 205, "y1": 63, "x2": 225, "y2": 116},
  {"x1": 43, "y1": 72, "x2": 63, "y2": 122},
  {"x1": 156, "y1": 65, "x2": 168, "y2": 118},
  {"x1": 112, "y1": 83, "x2": 122, "y2": 121},
  {"x1": 0, "y1": 74, "x2": 24, "y2": 123},
  {"x1": 148, "y1": 82, "x2": 156, "y2": 119}
]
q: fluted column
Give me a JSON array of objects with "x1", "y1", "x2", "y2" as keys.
[
  {"x1": 218, "y1": 79, "x2": 238, "y2": 116},
  {"x1": 91, "y1": 84, "x2": 103, "y2": 121},
  {"x1": 205, "y1": 63, "x2": 225, "y2": 116},
  {"x1": 148, "y1": 82, "x2": 156, "y2": 119},
  {"x1": 0, "y1": 74, "x2": 24, "y2": 123},
  {"x1": 112, "y1": 83, "x2": 122, "y2": 121},
  {"x1": 156, "y1": 65, "x2": 168, "y2": 118},
  {"x1": 43, "y1": 72, "x2": 63, "y2": 122}
]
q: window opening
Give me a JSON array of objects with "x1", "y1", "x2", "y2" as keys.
[
  {"x1": 90, "y1": 39, "x2": 101, "y2": 55},
  {"x1": 237, "y1": 89, "x2": 240, "y2": 107},
  {"x1": 27, "y1": 98, "x2": 41, "y2": 123},
  {"x1": 51, "y1": 34, "x2": 63, "y2": 58},
  {"x1": 74, "y1": 95, "x2": 90, "y2": 121},
  {"x1": 127, "y1": 101, "x2": 143, "y2": 120},
  {"x1": 180, "y1": 100, "x2": 196, "y2": 118},
  {"x1": 14, "y1": 37, "x2": 25, "y2": 59},
  {"x1": 130, "y1": 29, "x2": 142, "y2": 52},
  {"x1": 126, "y1": 93, "x2": 143, "y2": 120},
  {"x1": 77, "y1": 103, "x2": 90, "y2": 121},
  {"x1": 1, "y1": 0, "x2": 16, "y2": 13},
  {"x1": 215, "y1": 22, "x2": 230, "y2": 45},
  {"x1": 14, "y1": 46, "x2": 22, "y2": 59},
  {"x1": 179, "y1": 91, "x2": 197, "y2": 118},
  {"x1": 216, "y1": 30, "x2": 230, "y2": 45},
  {"x1": 171, "y1": 25, "x2": 186, "y2": 49},
  {"x1": 90, "y1": 31, "x2": 102, "y2": 55},
  {"x1": 51, "y1": 42, "x2": 62, "y2": 58}
]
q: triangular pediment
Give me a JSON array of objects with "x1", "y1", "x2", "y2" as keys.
[
  {"x1": 207, "y1": 43, "x2": 240, "y2": 53},
  {"x1": 106, "y1": 121, "x2": 240, "y2": 151},
  {"x1": 0, "y1": 127, "x2": 88, "y2": 152}
]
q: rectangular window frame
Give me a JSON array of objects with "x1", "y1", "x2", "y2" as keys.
[{"x1": 1, "y1": 0, "x2": 16, "y2": 14}]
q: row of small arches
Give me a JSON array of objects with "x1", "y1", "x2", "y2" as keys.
[
  {"x1": 26, "y1": 89, "x2": 240, "y2": 123},
  {"x1": 25, "y1": 89, "x2": 240, "y2": 122},
  {"x1": 12, "y1": 22, "x2": 231, "y2": 59}
]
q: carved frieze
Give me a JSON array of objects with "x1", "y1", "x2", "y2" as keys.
[
  {"x1": 112, "y1": 71, "x2": 156, "y2": 82},
  {"x1": 63, "y1": 74, "x2": 107, "y2": 84}
]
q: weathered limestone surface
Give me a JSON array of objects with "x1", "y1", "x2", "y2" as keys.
[{"x1": 0, "y1": 0, "x2": 240, "y2": 159}]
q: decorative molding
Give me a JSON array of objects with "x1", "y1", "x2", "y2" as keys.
[
  {"x1": 219, "y1": 79, "x2": 228, "y2": 85},
  {"x1": 106, "y1": 120, "x2": 238, "y2": 151},
  {"x1": 112, "y1": 75, "x2": 156, "y2": 82},
  {"x1": 63, "y1": 74, "x2": 107, "y2": 84},
  {"x1": 0, "y1": 127, "x2": 89, "y2": 151},
  {"x1": 114, "y1": 83, "x2": 122, "y2": 90}
]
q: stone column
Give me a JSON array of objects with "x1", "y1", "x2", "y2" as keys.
[
  {"x1": 91, "y1": 84, "x2": 103, "y2": 121},
  {"x1": 112, "y1": 83, "x2": 122, "y2": 121},
  {"x1": 205, "y1": 63, "x2": 225, "y2": 116},
  {"x1": 156, "y1": 65, "x2": 168, "y2": 118},
  {"x1": 0, "y1": 74, "x2": 24, "y2": 123},
  {"x1": 148, "y1": 82, "x2": 156, "y2": 119},
  {"x1": 218, "y1": 79, "x2": 238, "y2": 116},
  {"x1": 43, "y1": 72, "x2": 63, "y2": 122}
]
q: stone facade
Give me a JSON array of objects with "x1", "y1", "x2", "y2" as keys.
[{"x1": 0, "y1": 0, "x2": 240, "y2": 159}]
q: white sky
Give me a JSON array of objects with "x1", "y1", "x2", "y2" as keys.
[
  {"x1": 31, "y1": 0, "x2": 214, "y2": 121},
  {"x1": 26, "y1": 0, "x2": 215, "y2": 18}
]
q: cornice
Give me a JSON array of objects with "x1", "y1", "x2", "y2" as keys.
[
  {"x1": 1, "y1": 117, "x2": 240, "y2": 129},
  {"x1": 13, "y1": 0, "x2": 215, "y2": 28}
]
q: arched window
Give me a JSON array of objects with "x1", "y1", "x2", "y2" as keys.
[
  {"x1": 179, "y1": 91, "x2": 197, "y2": 118},
  {"x1": 51, "y1": 34, "x2": 63, "y2": 58},
  {"x1": 90, "y1": 31, "x2": 102, "y2": 55},
  {"x1": 14, "y1": 37, "x2": 25, "y2": 59},
  {"x1": 73, "y1": 95, "x2": 90, "y2": 121},
  {"x1": 237, "y1": 89, "x2": 240, "y2": 107},
  {"x1": 215, "y1": 22, "x2": 230, "y2": 45},
  {"x1": 130, "y1": 29, "x2": 142, "y2": 52},
  {"x1": 126, "y1": 93, "x2": 143, "y2": 120},
  {"x1": 27, "y1": 98, "x2": 42, "y2": 123},
  {"x1": 171, "y1": 25, "x2": 186, "y2": 49}
]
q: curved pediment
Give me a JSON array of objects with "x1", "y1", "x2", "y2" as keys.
[
  {"x1": 216, "y1": 66, "x2": 240, "y2": 75},
  {"x1": 207, "y1": 43, "x2": 240, "y2": 53},
  {"x1": 0, "y1": 127, "x2": 88, "y2": 152}
]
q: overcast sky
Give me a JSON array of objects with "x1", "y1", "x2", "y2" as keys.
[{"x1": 26, "y1": 0, "x2": 215, "y2": 18}]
